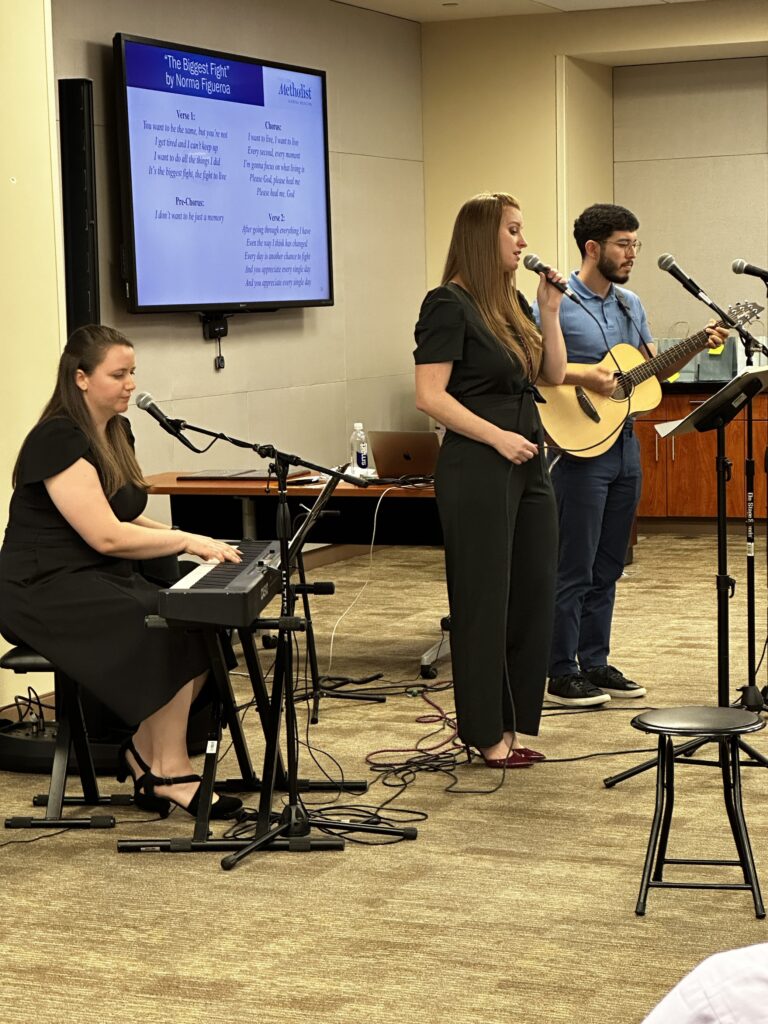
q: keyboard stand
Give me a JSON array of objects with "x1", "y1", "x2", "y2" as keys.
[
  {"x1": 118, "y1": 474, "x2": 374, "y2": 856},
  {"x1": 117, "y1": 623, "x2": 261, "y2": 854}
]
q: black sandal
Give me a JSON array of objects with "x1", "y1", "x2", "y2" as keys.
[
  {"x1": 137, "y1": 770, "x2": 243, "y2": 821},
  {"x1": 117, "y1": 738, "x2": 171, "y2": 815}
]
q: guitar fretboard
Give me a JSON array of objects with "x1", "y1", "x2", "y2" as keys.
[{"x1": 617, "y1": 326, "x2": 716, "y2": 394}]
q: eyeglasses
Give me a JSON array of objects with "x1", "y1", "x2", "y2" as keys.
[{"x1": 607, "y1": 239, "x2": 642, "y2": 254}]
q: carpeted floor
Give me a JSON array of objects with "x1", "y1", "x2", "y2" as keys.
[{"x1": 0, "y1": 529, "x2": 766, "y2": 1024}]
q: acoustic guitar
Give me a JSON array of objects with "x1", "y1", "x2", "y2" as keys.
[{"x1": 537, "y1": 301, "x2": 764, "y2": 458}]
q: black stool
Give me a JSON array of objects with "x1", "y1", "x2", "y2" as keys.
[
  {"x1": 631, "y1": 706, "x2": 765, "y2": 918},
  {"x1": 0, "y1": 646, "x2": 124, "y2": 830}
]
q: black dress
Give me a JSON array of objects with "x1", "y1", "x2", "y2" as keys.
[
  {"x1": 0, "y1": 416, "x2": 210, "y2": 725},
  {"x1": 414, "y1": 283, "x2": 557, "y2": 747}
]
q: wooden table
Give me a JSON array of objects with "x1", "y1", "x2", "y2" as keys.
[{"x1": 146, "y1": 473, "x2": 442, "y2": 546}]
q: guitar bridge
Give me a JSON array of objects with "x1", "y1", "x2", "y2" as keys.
[{"x1": 575, "y1": 386, "x2": 601, "y2": 424}]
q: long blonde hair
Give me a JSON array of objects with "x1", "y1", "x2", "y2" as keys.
[
  {"x1": 442, "y1": 192, "x2": 543, "y2": 379},
  {"x1": 14, "y1": 324, "x2": 146, "y2": 496}
]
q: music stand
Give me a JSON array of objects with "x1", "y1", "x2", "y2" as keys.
[{"x1": 604, "y1": 367, "x2": 768, "y2": 788}]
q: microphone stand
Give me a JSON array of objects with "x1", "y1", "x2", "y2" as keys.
[
  {"x1": 759, "y1": 276, "x2": 768, "y2": 712},
  {"x1": 671, "y1": 290, "x2": 768, "y2": 713},
  {"x1": 733, "y1": 325, "x2": 768, "y2": 713},
  {"x1": 174, "y1": 419, "x2": 387, "y2": 718}
]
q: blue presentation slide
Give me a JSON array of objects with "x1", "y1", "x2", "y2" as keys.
[{"x1": 124, "y1": 41, "x2": 331, "y2": 307}]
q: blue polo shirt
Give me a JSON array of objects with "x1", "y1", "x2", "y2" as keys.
[{"x1": 533, "y1": 271, "x2": 653, "y2": 363}]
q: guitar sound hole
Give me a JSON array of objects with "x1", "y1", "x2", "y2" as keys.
[{"x1": 611, "y1": 376, "x2": 633, "y2": 401}]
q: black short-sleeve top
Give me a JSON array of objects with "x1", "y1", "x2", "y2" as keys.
[
  {"x1": 413, "y1": 283, "x2": 537, "y2": 399},
  {"x1": 3, "y1": 415, "x2": 147, "y2": 571}
]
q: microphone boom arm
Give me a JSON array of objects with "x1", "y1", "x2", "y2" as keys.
[{"x1": 175, "y1": 419, "x2": 368, "y2": 487}]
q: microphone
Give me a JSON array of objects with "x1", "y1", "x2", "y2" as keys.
[
  {"x1": 523, "y1": 253, "x2": 582, "y2": 305},
  {"x1": 657, "y1": 253, "x2": 715, "y2": 306},
  {"x1": 135, "y1": 392, "x2": 198, "y2": 452},
  {"x1": 732, "y1": 259, "x2": 768, "y2": 282}
]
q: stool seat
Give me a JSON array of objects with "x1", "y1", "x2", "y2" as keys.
[
  {"x1": 632, "y1": 706, "x2": 765, "y2": 737},
  {"x1": 0, "y1": 645, "x2": 54, "y2": 674}
]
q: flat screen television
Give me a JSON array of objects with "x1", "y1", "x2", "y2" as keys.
[{"x1": 113, "y1": 33, "x2": 333, "y2": 313}]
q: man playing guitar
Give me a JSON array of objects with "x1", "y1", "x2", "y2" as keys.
[{"x1": 534, "y1": 204, "x2": 726, "y2": 707}]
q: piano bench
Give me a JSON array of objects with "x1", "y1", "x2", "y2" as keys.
[{"x1": 0, "y1": 645, "x2": 118, "y2": 831}]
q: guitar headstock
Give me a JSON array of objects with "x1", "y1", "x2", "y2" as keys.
[{"x1": 725, "y1": 302, "x2": 764, "y2": 329}]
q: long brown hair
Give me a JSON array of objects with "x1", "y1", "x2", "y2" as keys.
[
  {"x1": 14, "y1": 324, "x2": 146, "y2": 496},
  {"x1": 441, "y1": 192, "x2": 543, "y2": 379}
]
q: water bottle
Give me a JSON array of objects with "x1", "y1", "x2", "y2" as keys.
[{"x1": 349, "y1": 422, "x2": 369, "y2": 476}]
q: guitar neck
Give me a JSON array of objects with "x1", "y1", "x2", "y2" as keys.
[{"x1": 624, "y1": 325, "x2": 719, "y2": 387}]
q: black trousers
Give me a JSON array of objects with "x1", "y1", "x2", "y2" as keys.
[{"x1": 435, "y1": 397, "x2": 557, "y2": 748}]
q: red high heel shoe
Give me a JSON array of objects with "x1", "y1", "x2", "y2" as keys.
[
  {"x1": 517, "y1": 747, "x2": 546, "y2": 762},
  {"x1": 479, "y1": 749, "x2": 532, "y2": 769}
]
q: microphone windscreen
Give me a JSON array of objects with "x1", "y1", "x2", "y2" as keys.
[
  {"x1": 523, "y1": 253, "x2": 545, "y2": 273},
  {"x1": 732, "y1": 259, "x2": 747, "y2": 274},
  {"x1": 657, "y1": 253, "x2": 675, "y2": 271},
  {"x1": 135, "y1": 392, "x2": 154, "y2": 410}
]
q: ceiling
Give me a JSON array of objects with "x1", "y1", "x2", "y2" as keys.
[{"x1": 336, "y1": 0, "x2": 711, "y2": 23}]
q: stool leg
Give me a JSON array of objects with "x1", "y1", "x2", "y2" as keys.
[
  {"x1": 44, "y1": 711, "x2": 72, "y2": 819},
  {"x1": 62, "y1": 676, "x2": 100, "y2": 805},
  {"x1": 636, "y1": 735, "x2": 666, "y2": 916},
  {"x1": 724, "y1": 737, "x2": 765, "y2": 919},
  {"x1": 652, "y1": 736, "x2": 676, "y2": 882},
  {"x1": 719, "y1": 738, "x2": 749, "y2": 883}
]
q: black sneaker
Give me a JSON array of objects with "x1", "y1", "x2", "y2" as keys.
[
  {"x1": 584, "y1": 665, "x2": 646, "y2": 698},
  {"x1": 546, "y1": 672, "x2": 611, "y2": 707}
]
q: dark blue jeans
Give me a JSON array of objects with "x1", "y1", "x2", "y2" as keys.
[{"x1": 548, "y1": 425, "x2": 642, "y2": 677}]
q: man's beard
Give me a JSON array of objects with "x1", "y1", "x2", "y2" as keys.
[{"x1": 597, "y1": 251, "x2": 631, "y2": 284}]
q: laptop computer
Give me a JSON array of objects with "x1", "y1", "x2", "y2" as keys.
[{"x1": 367, "y1": 430, "x2": 440, "y2": 479}]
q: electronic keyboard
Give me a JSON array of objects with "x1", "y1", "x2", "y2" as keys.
[{"x1": 157, "y1": 539, "x2": 282, "y2": 627}]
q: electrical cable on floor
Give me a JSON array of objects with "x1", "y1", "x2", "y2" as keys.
[
  {"x1": 0, "y1": 828, "x2": 75, "y2": 849},
  {"x1": 324, "y1": 487, "x2": 395, "y2": 674},
  {"x1": 541, "y1": 704, "x2": 656, "y2": 717}
]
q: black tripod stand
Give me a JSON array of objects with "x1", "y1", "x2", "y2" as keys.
[
  {"x1": 725, "y1": 305, "x2": 768, "y2": 713},
  {"x1": 221, "y1": 449, "x2": 417, "y2": 868},
  {"x1": 604, "y1": 367, "x2": 768, "y2": 788}
]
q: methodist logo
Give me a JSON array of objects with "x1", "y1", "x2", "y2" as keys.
[{"x1": 278, "y1": 80, "x2": 312, "y2": 100}]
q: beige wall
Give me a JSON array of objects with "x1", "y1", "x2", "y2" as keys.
[
  {"x1": 558, "y1": 57, "x2": 613, "y2": 269},
  {"x1": 0, "y1": 0, "x2": 64, "y2": 697},
  {"x1": 422, "y1": 0, "x2": 768, "y2": 289},
  {"x1": 614, "y1": 57, "x2": 768, "y2": 343},
  {"x1": 51, "y1": 0, "x2": 427, "y2": 504}
]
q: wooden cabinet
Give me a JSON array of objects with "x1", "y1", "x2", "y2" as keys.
[
  {"x1": 637, "y1": 391, "x2": 766, "y2": 518},
  {"x1": 635, "y1": 420, "x2": 667, "y2": 517}
]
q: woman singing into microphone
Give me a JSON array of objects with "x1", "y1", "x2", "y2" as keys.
[{"x1": 413, "y1": 192, "x2": 566, "y2": 768}]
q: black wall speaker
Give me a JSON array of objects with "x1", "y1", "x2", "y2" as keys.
[{"x1": 59, "y1": 78, "x2": 100, "y2": 334}]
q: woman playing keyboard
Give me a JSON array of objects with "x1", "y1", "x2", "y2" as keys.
[{"x1": 0, "y1": 325, "x2": 243, "y2": 819}]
